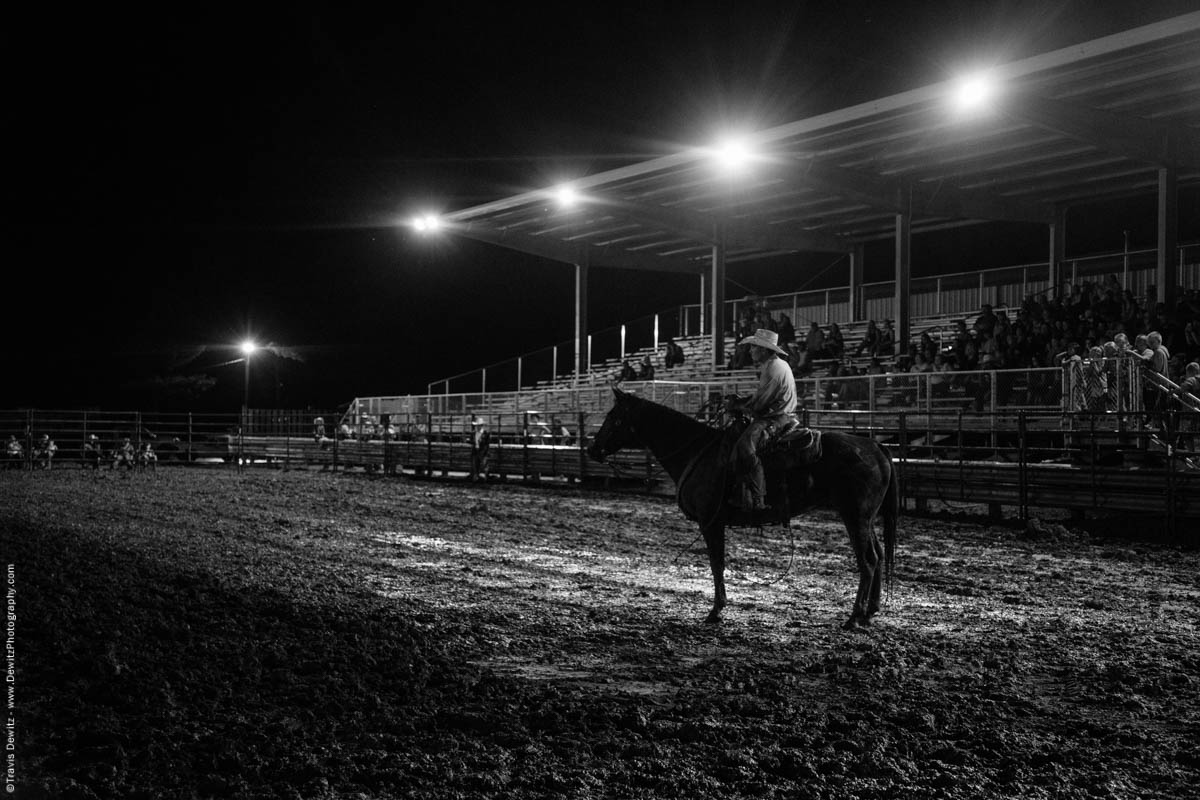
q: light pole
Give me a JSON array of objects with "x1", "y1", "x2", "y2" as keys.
[
  {"x1": 237, "y1": 340, "x2": 257, "y2": 472},
  {"x1": 240, "y1": 341, "x2": 258, "y2": 412}
]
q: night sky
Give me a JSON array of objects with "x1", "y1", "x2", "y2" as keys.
[{"x1": 8, "y1": 2, "x2": 1197, "y2": 412}]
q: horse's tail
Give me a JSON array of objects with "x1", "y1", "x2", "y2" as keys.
[{"x1": 881, "y1": 446, "x2": 900, "y2": 593}]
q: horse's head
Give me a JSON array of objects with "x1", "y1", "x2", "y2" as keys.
[{"x1": 587, "y1": 388, "x2": 640, "y2": 463}]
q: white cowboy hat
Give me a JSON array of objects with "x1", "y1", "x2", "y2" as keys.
[{"x1": 738, "y1": 328, "x2": 788, "y2": 356}]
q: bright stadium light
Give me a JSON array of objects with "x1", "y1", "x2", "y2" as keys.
[
  {"x1": 412, "y1": 214, "x2": 442, "y2": 233},
  {"x1": 951, "y1": 71, "x2": 998, "y2": 115},
  {"x1": 240, "y1": 340, "x2": 258, "y2": 357},
  {"x1": 712, "y1": 137, "x2": 752, "y2": 173},
  {"x1": 554, "y1": 184, "x2": 580, "y2": 208}
]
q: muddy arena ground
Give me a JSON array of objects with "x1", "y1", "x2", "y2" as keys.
[{"x1": 3, "y1": 467, "x2": 1199, "y2": 800}]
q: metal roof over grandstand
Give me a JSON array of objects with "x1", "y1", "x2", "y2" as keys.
[{"x1": 436, "y1": 12, "x2": 1200, "y2": 275}]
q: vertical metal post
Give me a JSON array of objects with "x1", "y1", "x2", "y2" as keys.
[{"x1": 1018, "y1": 411, "x2": 1028, "y2": 521}]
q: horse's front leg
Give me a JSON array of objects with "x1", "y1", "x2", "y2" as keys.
[{"x1": 702, "y1": 524, "x2": 727, "y2": 624}]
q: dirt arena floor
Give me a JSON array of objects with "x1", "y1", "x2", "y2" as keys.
[{"x1": 4, "y1": 467, "x2": 1199, "y2": 799}]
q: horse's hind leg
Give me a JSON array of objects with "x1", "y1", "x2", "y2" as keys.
[
  {"x1": 843, "y1": 519, "x2": 879, "y2": 630},
  {"x1": 866, "y1": 527, "x2": 884, "y2": 618},
  {"x1": 702, "y1": 524, "x2": 727, "y2": 624}
]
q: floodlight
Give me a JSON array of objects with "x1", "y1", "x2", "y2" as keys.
[
  {"x1": 554, "y1": 184, "x2": 579, "y2": 208},
  {"x1": 240, "y1": 340, "x2": 258, "y2": 356},
  {"x1": 951, "y1": 71, "x2": 997, "y2": 114},
  {"x1": 413, "y1": 214, "x2": 442, "y2": 233},
  {"x1": 712, "y1": 138, "x2": 752, "y2": 173}
]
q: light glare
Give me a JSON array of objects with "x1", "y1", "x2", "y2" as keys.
[
  {"x1": 952, "y1": 72, "x2": 996, "y2": 114},
  {"x1": 712, "y1": 138, "x2": 752, "y2": 173},
  {"x1": 240, "y1": 341, "x2": 257, "y2": 356},
  {"x1": 413, "y1": 214, "x2": 441, "y2": 233},
  {"x1": 555, "y1": 184, "x2": 579, "y2": 208}
]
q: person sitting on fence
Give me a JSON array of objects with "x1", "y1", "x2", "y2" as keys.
[
  {"x1": 83, "y1": 434, "x2": 104, "y2": 470},
  {"x1": 5, "y1": 436, "x2": 23, "y2": 469},
  {"x1": 312, "y1": 416, "x2": 326, "y2": 442},
  {"x1": 550, "y1": 416, "x2": 575, "y2": 445},
  {"x1": 113, "y1": 437, "x2": 136, "y2": 470},
  {"x1": 34, "y1": 435, "x2": 57, "y2": 470},
  {"x1": 526, "y1": 412, "x2": 553, "y2": 443},
  {"x1": 139, "y1": 442, "x2": 158, "y2": 471},
  {"x1": 639, "y1": 354, "x2": 655, "y2": 380}
]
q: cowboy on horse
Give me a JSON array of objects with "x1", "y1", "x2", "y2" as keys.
[{"x1": 727, "y1": 328, "x2": 798, "y2": 513}]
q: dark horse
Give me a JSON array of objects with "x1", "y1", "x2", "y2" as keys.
[{"x1": 587, "y1": 389, "x2": 898, "y2": 629}]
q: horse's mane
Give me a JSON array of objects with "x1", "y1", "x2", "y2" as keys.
[{"x1": 623, "y1": 392, "x2": 717, "y2": 437}]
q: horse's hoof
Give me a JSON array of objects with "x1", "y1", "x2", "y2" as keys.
[
  {"x1": 704, "y1": 613, "x2": 722, "y2": 625},
  {"x1": 842, "y1": 615, "x2": 870, "y2": 631}
]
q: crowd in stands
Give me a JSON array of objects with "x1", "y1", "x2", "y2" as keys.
[{"x1": 712, "y1": 278, "x2": 1200, "y2": 413}]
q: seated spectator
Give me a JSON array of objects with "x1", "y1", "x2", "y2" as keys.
[
  {"x1": 975, "y1": 303, "x2": 998, "y2": 336},
  {"x1": 312, "y1": 416, "x2": 326, "y2": 441},
  {"x1": 877, "y1": 320, "x2": 896, "y2": 356},
  {"x1": 34, "y1": 435, "x2": 57, "y2": 470},
  {"x1": 663, "y1": 338, "x2": 685, "y2": 369},
  {"x1": 918, "y1": 331, "x2": 938, "y2": 363},
  {"x1": 5, "y1": 435, "x2": 23, "y2": 469},
  {"x1": 639, "y1": 354, "x2": 655, "y2": 380},
  {"x1": 788, "y1": 341, "x2": 812, "y2": 377},
  {"x1": 777, "y1": 314, "x2": 796, "y2": 346},
  {"x1": 930, "y1": 353, "x2": 953, "y2": 398},
  {"x1": 854, "y1": 320, "x2": 880, "y2": 358},
  {"x1": 827, "y1": 323, "x2": 845, "y2": 360},
  {"x1": 728, "y1": 342, "x2": 753, "y2": 370},
  {"x1": 619, "y1": 359, "x2": 638, "y2": 381},
  {"x1": 83, "y1": 434, "x2": 103, "y2": 470},
  {"x1": 806, "y1": 322, "x2": 827, "y2": 359}
]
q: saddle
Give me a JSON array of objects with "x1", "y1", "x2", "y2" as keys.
[
  {"x1": 717, "y1": 416, "x2": 823, "y2": 515},
  {"x1": 763, "y1": 419, "x2": 823, "y2": 466}
]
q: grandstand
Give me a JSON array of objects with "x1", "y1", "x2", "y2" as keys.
[{"x1": 341, "y1": 15, "x2": 1200, "y2": 531}]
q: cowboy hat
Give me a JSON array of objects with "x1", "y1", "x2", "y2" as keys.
[{"x1": 738, "y1": 328, "x2": 788, "y2": 356}]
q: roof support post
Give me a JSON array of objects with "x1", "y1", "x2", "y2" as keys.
[
  {"x1": 894, "y1": 212, "x2": 911, "y2": 357},
  {"x1": 574, "y1": 259, "x2": 589, "y2": 389},
  {"x1": 850, "y1": 244, "x2": 865, "y2": 322},
  {"x1": 1048, "y1": 207, "x2": 1066, "y2": 299},
  {"x1": 711, "y1": 225, "x2": 727, "y2": 371},
  {"x1": 1157, "y1": 166, "x2": 1179, "y2": 313}
]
